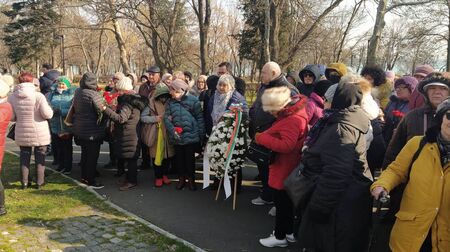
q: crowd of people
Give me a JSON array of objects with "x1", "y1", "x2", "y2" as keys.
[{"x1": 0, "y1": 59, "x2": 448, "y2": 252}]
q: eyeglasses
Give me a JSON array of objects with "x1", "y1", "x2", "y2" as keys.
[
  {"x1": 304, "y1": 73, "x2": 314, "y2": 78},
  {"x1": 395, "y1": 85, "x2": 408, "y2": 90}
]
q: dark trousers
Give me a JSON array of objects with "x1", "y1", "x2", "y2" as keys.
[
  {"x1": 0, "y1": 178, "x2": 4, "y2": 209},
  {"x1": 108, "y1": 140, "x2": 116, "y2": 164},
  {"x1": 51, "y1": 133, "x2": 59, "y2": 162},
  {"x1": 140, "y1": 143, "x2": 151, "y2": 169},
  {"x1": 56, "y1": 135, "x2": 73, "y2": 171},
  {"x1": 154, "y1": 158, "x2": 170, "y2": 179},
  {"x1": 273, "y1": 188, "x2": 294, "y2": 239},
  {"x1": 258, "y1": 163, "x2": 273, "y2": 201},
  {"x1": 420, "y1": 230, "x2": 432, "y2": 252},
  {"x1": 20, "y1": 146, "x2": 47, "y2": 186},
  {"x1": 118, "y1": 158, "x2": 138, "y2": 184},
  {"x1": 174, "y1": 143, "x2": 196, "y2": 179},
  {"x1": 79, "y1": 140, "x2": 102, "y2": 185}
]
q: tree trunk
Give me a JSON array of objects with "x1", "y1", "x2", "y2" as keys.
[
  {"x1": 367, "y1": 0, "x2": 387, "y2": 65},
  {"x1": 112, "y1": 18, "x2": 131, "y2": 74},
  {"x1": 193, "y1": 0, "x2": 211, "y2": 74},
  {"x1": 264, "y1": 0, "x2": 271, "y2": 62},
  {"x1": 269, "y1": 0, "x2": 282, "y2": 62}
]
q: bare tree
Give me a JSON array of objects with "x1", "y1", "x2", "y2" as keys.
[{"x1": 190, "y1": 0, "x2": 211, "y2": 74}]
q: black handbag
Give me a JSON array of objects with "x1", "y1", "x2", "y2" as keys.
[
  {"x1": 7, "y1": 123, "x2": 15, "y2": 140},
  {"x1": 284, "y1": 162, "x2": 317, "y2": 209},
  {"x1": 246, "y1": 141, "x2": 275, "y2": 167}
]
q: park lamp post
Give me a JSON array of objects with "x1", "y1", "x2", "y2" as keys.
[{"x1": 55, "y1": 34, "x2": 65, "y2": 75}]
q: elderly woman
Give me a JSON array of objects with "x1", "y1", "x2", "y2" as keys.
[
  {"x1": 371, "y1": 97, "x2": 450, "y2": 252},
  {"x1": 189, "y1": 75, "x2": 207, "y2": 97},
  {"x1": 0, "y1": 79, "x2": 12, "y2": 215},
  {"x1": 256, "y1": 87, "x2": 308, "y2": 248},
  {"x1": 48, "y1": 76, "x2": 76, "y2": 174},
  {"x1": 205, "y1": 74, "x2": 248, "y2": 190},
  {"x1": 8, "y1": 72, "x2": 53, "y2": 189},
  {"x1": 383, "y1": 76, "x2": 418, "y2": 145},
  {"x1": 161, "y1": 73, "x2": 173, "y2": 87},
  {"x1": 297, "y1": 80, "x2": 373, "y2": 252}
]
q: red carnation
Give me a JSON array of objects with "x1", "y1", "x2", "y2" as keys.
[
  {"x1": 392, "y1": 110, "x2": 404, "y2": 118},
  {"x1": 174, "y1": 127, "x2": 183, "y2": 134}
]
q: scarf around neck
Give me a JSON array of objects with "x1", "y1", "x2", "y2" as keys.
[{"x1": 211, "y1": 90, "x2": 233, "y2": 125}]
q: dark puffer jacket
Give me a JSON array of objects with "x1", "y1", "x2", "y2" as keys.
[
  {"x1": 164, "y1": 94, "x2": 205, "y2": 145},
  {"x1": 39, "y1": 70, "x2": 60, "y2": 95},
  {"x1": 104, "y1": 94, "x2": 147, "y2": 159},
  {"x1": 72, "y1": 73, "x2": 106, "y2": 141},
  {"x1": 297, "y1": 64, "x2": 320, "y2": 97},
  {"x1": 298, "y1": 106, "x2": 372, "y2": 252},
  {"x1": 249, "y1": 74, "x2": 299, "y2": 138}
]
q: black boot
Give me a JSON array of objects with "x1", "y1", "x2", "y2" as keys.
[{"x1": 176, "y1": 177, "x2": 185, "y2": 190}]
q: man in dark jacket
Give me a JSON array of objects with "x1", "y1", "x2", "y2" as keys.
[
  {"x1": 297, "y1": 64, "x2": 320, "y2": 97},
  {"x1": 217, "y1": 62, "x2": 246, "y2": 96},
  {"x1": 72, "y1": 72, "x2": 106, "y2": 189},
  {"x1": 39, "y1": 64, "x2": 60, "y2": 95},
  {"x1": 382, "y1": 72, "x2": 450, "y2": 168},
  {"x1": 249, "y1": 61, "x2": 299, "y2": 206}
]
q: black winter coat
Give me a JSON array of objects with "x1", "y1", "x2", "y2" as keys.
[
  {"x1": 248, "y1": 74, "x2": 299, "y2": 138},
  {"x1": 72, "y1": 73, "x2": 106, "y2": 141},
  {"x1": 298, "y1": 106, "x2": 373, "y2": 252},
  {"x1": 104, "y1": 94, "x2": 147, "y2": 159}
]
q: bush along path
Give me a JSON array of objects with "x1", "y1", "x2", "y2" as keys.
[{"x1": 0, "y1": 152, "x2": 195, "y2": 252}]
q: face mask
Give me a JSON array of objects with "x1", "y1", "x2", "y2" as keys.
[
  {"x1": 328, "y1": 75, "x2": 341, "y2": 84},
  {"x1": 56, "y1": 88, "x2": 64, "y2": 94}
]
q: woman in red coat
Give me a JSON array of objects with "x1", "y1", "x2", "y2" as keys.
[
  {"x1": 255, "y1": 86, "x2": 308, "y2": 248},
  {"x1": 0, "y1": 79, "x2": 13, "y2": 215}
]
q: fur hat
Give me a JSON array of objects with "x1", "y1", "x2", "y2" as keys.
[
  {"x1": 262, "y1": 86, "x2": 291, "y2": 112},
  {"x1": 414, "y1": 65, "x2": 434, "y2": 77},
  {"x1": 171, "y1": 79, "x2": 189, "y2": 92},
  {"x1": 115, "y1": 76, "x2": 133, "y2": 91},
  {"x1": 325, "y1": 63, "x2": 348, "y2": 77},
  {"x1": 418, "y1": 72, "x2": 450, "y2": 95},
  {"x1": 0, "y1": 79, "x2": 9, "y2": 98},
  {"x1": 394, "y1": 76, "x2": 418, "y2": 93}
]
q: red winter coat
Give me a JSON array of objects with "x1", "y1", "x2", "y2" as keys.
[
  {"x1": 0, "y1": 101, "x2": 12, "y2": 171},
  {"x1": 255, "y1": 95, "x2": 308, "y2": 190}
]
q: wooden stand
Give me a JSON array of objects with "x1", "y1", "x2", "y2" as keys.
[{"x1": 215, "y1": 174, "x2": 238, "y2": 210}]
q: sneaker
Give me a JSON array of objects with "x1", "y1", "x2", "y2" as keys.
[
  {"x1": 155, "y1": 179, "x2": 163, "y2": 187},
  {"x1": 268, "y1": 206, "x2": 276, "y2": 217},
  {"x1": 259, "y1": 235, "x2": 288, "y2": 248},
  {"x1": 0, "y1": 207, "x2": 6, "y2": 216},
  {"x1": 88, "y1": 183, "x2": 104, "y2": 189},
  {"x1": 251, "y1": 196, "x2": 274, "y2": 206},
  {"x1": 286, "y1": 233, "x2": 296, "y2": 243},
  {"x1": 162, "y1": 176, "x2": 171, "y2": 185}
]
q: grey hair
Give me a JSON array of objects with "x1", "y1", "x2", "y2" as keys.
[{"x1": 217, "y1": 74, "x2": 235, "y2": 90}]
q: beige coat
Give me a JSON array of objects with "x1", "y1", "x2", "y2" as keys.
[{"x1": 8, "y1": 82, "x2": 53, "y2": 146}]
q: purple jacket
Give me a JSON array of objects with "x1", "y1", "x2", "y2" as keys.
[{"x1": 306, "y1": 92, "x2": 324, "y2": 126}]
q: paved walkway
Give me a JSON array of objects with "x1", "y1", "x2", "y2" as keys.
[{"x1": 5, "y1": 139, "x2": 302, "y2": 252}]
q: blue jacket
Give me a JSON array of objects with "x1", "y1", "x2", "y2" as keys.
[
  {"x1": 164, "y1": 94, "x2": 205, "y2": 145},
  {"x1": 48, "y1": 87, "x2": 76, "y2": 134},
  {"x1": 205, "y1": 90, "x2": 248, "y2": 135}
]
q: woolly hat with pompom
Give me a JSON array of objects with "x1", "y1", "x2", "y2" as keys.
[{"x1": 262, "y1": 86, "x2": 291, "y2": 113}]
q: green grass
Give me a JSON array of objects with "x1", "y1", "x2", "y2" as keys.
[{"x1": 0, "y1": 152, "x2": 194, "y2": 252}]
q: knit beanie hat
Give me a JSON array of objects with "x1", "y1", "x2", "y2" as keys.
[
  {"x1": 115, "y1": 76, "x2": 133, "y2": 91},
  {"x1": 414, "y1": 65, "x2": 434, "y2": 77},
  {"x1": 434, "y1": 97, "x2": 450, "y2": 126},
  {"x1": 262, "y1": 86, "x2": 292, "y2": 112},
  {"x1": 313, "y1": 80, "x2": 333, "y2": 97},
  {"x1": 1, "y1": 74, "x2": 14, "y2": 88},
  {"x1": 114, "y1": 72, "x2": 125, "y2": 81},
  {"x1": 331, "y1": 82, "x2": 363, "y2": 110},
  {"x1": 58, "y1": 76, "x2": 71, "y2": 88},
  {"x1": 0, "y1": 79, "x2": 9, "y2": 98},
  {"x1": 394, "y1": 76, "x2": 418, "y2": 92},
  {"x1": 171, "y1": 79, "x2": 189, "y2": 92},
  {"x1": 418, "y1": 72, "x2": 450, "y2": 95}
]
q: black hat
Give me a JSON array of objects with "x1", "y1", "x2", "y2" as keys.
[{"x1": 146, "y1": 66, "x2": 161, "y2": 73}]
